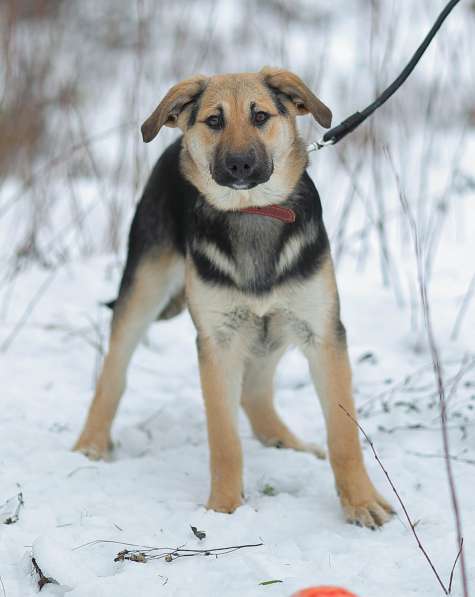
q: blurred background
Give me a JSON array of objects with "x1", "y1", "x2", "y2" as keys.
[{"x1": 0, "y1": 0, "x2": 474, "y2": 341}]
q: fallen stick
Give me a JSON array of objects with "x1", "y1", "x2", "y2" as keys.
[
  {"x1": 114, "y1": 542, "x2": 264, "y2": 564},
  {"x1": 31, "y1": 557, "x2": 58, "y2": 592}
]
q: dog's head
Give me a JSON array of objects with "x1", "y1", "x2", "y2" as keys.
[{"x1": 141, "y1": 68, "x2": 332, "y2": 209}]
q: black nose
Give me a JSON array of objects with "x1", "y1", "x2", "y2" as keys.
[{"x1": 224, "y1": 150, "x2": 257, "y2": 181}]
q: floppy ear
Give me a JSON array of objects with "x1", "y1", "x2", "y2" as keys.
[
  {"x1": 141, "y1": 75, "x2": 208, "y2": 143},
  {"x1": 260, "y1": 66, "x2": 332, "y2": 128}
]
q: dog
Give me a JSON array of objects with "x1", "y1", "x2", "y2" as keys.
[{"x1": 74, "y1": 67, "x2": 393, "y2": 528}]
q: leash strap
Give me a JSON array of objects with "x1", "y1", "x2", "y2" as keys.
[{"x1": 308, "y1": 0, "x2": 462, "y2": 152}]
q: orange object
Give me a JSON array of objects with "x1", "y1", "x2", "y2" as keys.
[{"x1": 291, "y1": 588, "x2": 358, "y2": 597}]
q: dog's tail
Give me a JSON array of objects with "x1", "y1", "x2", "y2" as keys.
[{"x1": 103, "y1": 289, "x2": 186, "y2": 321}]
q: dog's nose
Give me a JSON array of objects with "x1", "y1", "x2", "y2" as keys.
[{"x1": 224, "y1": 150, "x2": 257, "y2": 181}]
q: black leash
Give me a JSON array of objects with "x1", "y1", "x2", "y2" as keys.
[{"x1": 308, "y1": 0, "x2": 462, "y2": 152}]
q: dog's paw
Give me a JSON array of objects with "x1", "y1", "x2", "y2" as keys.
[
  {"x1": 206, "y1": 494, "x2": 242, "y2": 514},
  {"x1": 340, "y1": 490, "x2": 394, "y2": 529},
  {"x1": 268, "y1": 437, "x2": 326, "y2": 460},
  {"x1": 73, "y1": 432, "x2": 113, "y2": 461},
  {"x1": 298, "y1": 441, "x2": 326, "y2": 460}
]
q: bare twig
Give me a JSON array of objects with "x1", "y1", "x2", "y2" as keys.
[
  {"x1": 407, "y1": 450, "x2": 475, "y2": 466},
  {"x1": 357, "y1": 354, "x2": 475, "y2": 419},
  {"x1": 378, "y1": 422, "x2": 472, "y2": 435},
  {"x1": 0, "y1": 270, "x2": 57, "y2": 352},
  {"x1": 31, "y1": 557, "x2": 58, "y2": 592},
  {"x1": 451, "y1": 271, "x2": 475, "y2": 340},
  {"x1": 387, "y1": 147, "x2": 469, "y2": 597},
  {"x1": 0, "y1": 574, "x2": 6, "y2": 597},
  {"x1": 114, "y1": 541, "x2": 264, "y2": 564},
  {"x1": 74, "y1": 537, "x2": 262, "y2": 564},
  {"x1": 446, "y1": 354, "x2": 475, "y2": 403},
  {"x1": 1, "y1": 487, "x2": 24, "y2": 525},
  {"x1": 0, "y1": 121, "x2": 138, "y2": 219},
  {"x1": 74, "y1": 539, "x2": 158, "y2": 551},
  {"x1": 339, "y1": 404, "x2": 453, "y2": 595},
  {"x1": 449, "y1": 539, "x2": 464, "y2": 594},
  {"x1": 66, "y1": 465, "x2": 99, "y2": 478}
]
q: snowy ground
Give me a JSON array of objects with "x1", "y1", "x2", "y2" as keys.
[
  {"x1": 1, "y1": 238, "x2": 474, "y2": 596},
  {"x1": 1, "y1": 2, "x2": 474, "y2": 595}
]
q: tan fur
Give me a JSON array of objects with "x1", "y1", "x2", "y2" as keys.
[
  {"x1": 186, "y1": 251, "x2": 392, "y2": 525},
  {"x1": 307, "y1": 341, "x2": 393, "y2": 525},
  {"x1": 260, "y1": 67, "x2": 332, "y2": 127},
  {"x1": 241, "y1": 350, "x2": 326, "y2": 459},
  {"x1": 174, "y1": 72, "x2": 312, "y2": 211},
  {"x1": 74, "y1": 252, "x2": 184, "y2": 459},
  {"x1": 141, "y1": 75, "x2": 208, "y2": 142},
  {"x1": 303, "y1": 259, "x2": 393, "y2": 525},
  {"x1": 159, "y1": 288, "x2": 186, "y2": 320},
  {"x1": 142, "y1": 69, "x2": 330, "y2": 210},
  {"x1": 197, "y1": 335, "x2": 244, "y2": 512}
]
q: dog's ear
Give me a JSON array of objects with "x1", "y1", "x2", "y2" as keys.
[
  {"x1": 260, "y1": 66, "x2": 332, "y2": 128},
  {"x1": 141, "y1": 75, "x2": 208, "y2": 142}
]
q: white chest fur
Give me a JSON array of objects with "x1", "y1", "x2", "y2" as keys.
[{"x1": 186, "y1": 255, "x2": 337, "y2": 355}]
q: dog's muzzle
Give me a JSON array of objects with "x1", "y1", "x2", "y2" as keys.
[{"x1": 211, "y1": 147, "x2": 273, "y2": 190}]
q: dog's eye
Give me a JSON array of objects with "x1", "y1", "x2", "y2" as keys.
[
  {"x1": 253, "y1": 111, "x2": 270, "y2": 126},
  {"x1": 205, "y1": 115, "x2": 223, "y2": 130}
]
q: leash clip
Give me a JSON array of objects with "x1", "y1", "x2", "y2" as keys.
[{"x1": 307, "y1": 136, "x2": 335, "y2": 153}]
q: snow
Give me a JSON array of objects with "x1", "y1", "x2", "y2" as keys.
[
  {"x1": 1, "y1": 1, "x2": 475, "y2": 595},
  {"x1": 1, "y1": 237, "x2": 474, "y2": 596}
]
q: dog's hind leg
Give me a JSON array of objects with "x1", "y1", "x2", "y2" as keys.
[
  {"x1": 73, "y1": 251, "x2": 184, "y2": 460},
  {"x1": 241, "y1": 351, "x2": 325, "y2": 459}
]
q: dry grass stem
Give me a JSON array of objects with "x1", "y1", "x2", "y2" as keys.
[{"x1": 340, "y1": 404, "x2": 463, "y2": 596}]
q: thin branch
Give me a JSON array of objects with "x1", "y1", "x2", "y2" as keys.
[
  {"x1": 0, "y1": 121, "x2": 138, "y2": 220},
  {"x1": 114, "y1": 542, "x2": 264, "y2": 564},
  {"x1": 451, "y1": 271, "x2": 475, "y2": 340},
  {"x1": 73, "y1": 537, "x2": 263, "y2": 564},
  {"x1": 73, "y1": 539, "x2": 164, "y2": 551},
  {"x1": 386, "y1": 146, "x2": 469, "y2": 597},
  {"x1": 0, "y1": 270, "x2": 57, "y2": 352},
  {"x1": 449, "y1": 539, "x2": 464, "y2": 594},
  {"x1": 406, "y1": 450, "x2": 475, "y2": 466},
  {"x1": 66, "y1": 465, "x2": 99, "y2": 478},
  {"x1": 339, "y1": 404, "x2": 451, "y2": 595},
  {"x1": 31, "y1": 557, "x2": 58, "y2": 591},
  {"x1": 1, "y1": 486, "x2": 24, "y2": 525}
]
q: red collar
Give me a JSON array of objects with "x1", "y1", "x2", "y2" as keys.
[{"x1": 239, "y1": 204, "x2": 296, "y2": 223}]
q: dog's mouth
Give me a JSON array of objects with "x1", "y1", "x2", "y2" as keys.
[{"x1": 227, "y1": 181, "x2": 259, "y2": 190}]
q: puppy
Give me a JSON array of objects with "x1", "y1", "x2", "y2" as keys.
[{"x1": 74, "y1": 67, "x2": 393, "y2": 528}]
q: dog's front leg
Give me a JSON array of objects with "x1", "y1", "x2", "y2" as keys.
[
  {"x1": 307, "y1": 338, "x2": 394, "y2": 528},
  {"x1": 197, "y1": 335, "x2": 244, "y2": 513}
]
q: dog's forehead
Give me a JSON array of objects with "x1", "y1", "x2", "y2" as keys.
[{"x1": 200, "y1": 73, "x2": 272, "y2": 108}]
